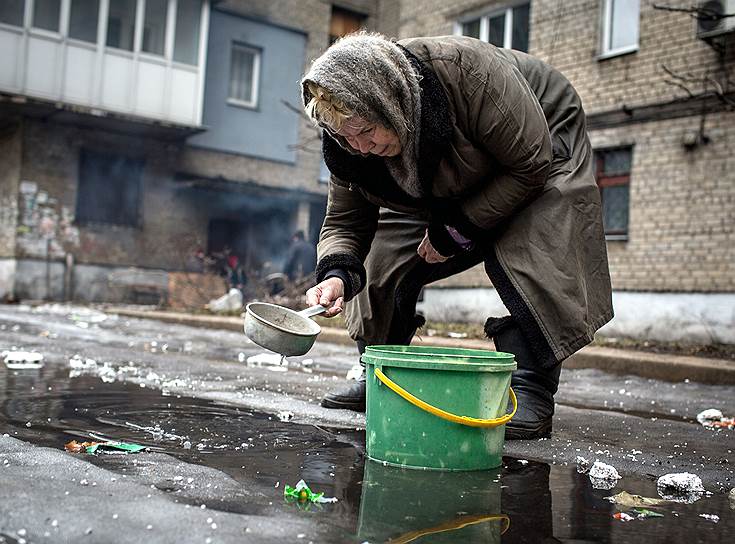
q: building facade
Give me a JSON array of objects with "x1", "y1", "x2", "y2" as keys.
[{"x1": 0, "y1": 0, "x2": 388, "y2": 306}]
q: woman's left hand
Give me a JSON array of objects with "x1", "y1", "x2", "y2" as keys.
[{"x1": 417, "y1": 229, "x2": 449, "y2": 264}]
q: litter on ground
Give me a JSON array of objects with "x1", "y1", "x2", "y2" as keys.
[
  {"x1": 633, "y1": 508, "x2": 664, "y2": 519},
  {"x1": 656, "y1": 472, "x2": 705, "y2": 503},
  {"x1": 588, "y1": 461, "x2": 621, "y2": 490},
  {"x1": 699, "y1": 513, "x2": 719, "y2": 523},
  {"x1": 613, "y1": 512, "x2": 634, "y2": 522},
  {"x1": 65, "y1": 439, "x2": 147, "y2": 454},
  {"x1": 3, "y1": 350, "x2": 44, "y2": 369},
  {"x1": 278, "y1": 411, "x2": 294, "y2": 422},
  {"x1": 206, "y1": 288, "x2": 243, "y2": 313},
  {"x1": 605, "y1": 490, "x2": 670, "y2": 508},
  {"x1": 284, "y1": 480, "x2": 337, "y2": 504}
]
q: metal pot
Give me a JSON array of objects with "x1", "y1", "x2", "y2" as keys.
[{"x1": 243, "y1": 302, "x2": 327, "y2": 356}]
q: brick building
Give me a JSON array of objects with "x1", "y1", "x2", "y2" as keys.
[
  {"x1": 1, "y1": 0, "x2": 732, "y2": 344},
  {"x1": 397, "y1": 0, "x2": 734, "y2": 345}
]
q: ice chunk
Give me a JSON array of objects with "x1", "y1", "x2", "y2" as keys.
[
  {"x1": 69, "y1": 356, "x2": 97, "y2": 369},
  {"x1": 588, "y1": 461, "x2": 621, "y2": 490},
  {"x1": 696, "y1": 409, "x2": 723, "y2": 425},
  {"x1": 247, "y1": 353, "x2": 286, "y2": 366},
  {"x1": 3, "y1": 350, "x2": 44, "y2": 369},
  {"x1": 575, "y1": 455, "x2": 591, "y2": 474},
  {"x1": 656, "y1": 472, "x2": 704, "y2": 504},
  {"x1": 346, "y1": 364, "x2": 364, "y2": 381}
]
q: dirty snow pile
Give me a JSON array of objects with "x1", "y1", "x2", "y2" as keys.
[
  {"x1": 656, "y1": 472, "x2": 705, "y2": 504},
  {"x1": 576, "y1": 456, "x2": 621, "y2": 490}
]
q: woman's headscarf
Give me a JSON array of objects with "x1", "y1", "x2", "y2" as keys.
[{"x1": 301, "y1": 33, "x2": 424, "y2": 198}]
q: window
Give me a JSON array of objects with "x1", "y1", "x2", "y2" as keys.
[
  {"x1": 329, "y1": 7, "x2": 365, "y2": 44},
  {"x1": 228, "y1": 43, "x2": 260, "y2": 108},
  {"x1": 106, "y1": 0, "x2": 136, "y2": 51},
  {"x1": 0, "y1": 0, "x2": 25, "y2": 27},
  {"x1": 76, "y1": 150, "x2": 143, "y2": 227},
  {"x1": 69, "y1": 0, "x2": 99, "y2": 43},
  {"x1": 173, "y1": 0, "x2": 202, "y2": 64},
  {"x1": 601, "y1": 0, "x2": 639, "y2": 57},
  {"x1": 142, "y1": 0, "x2": 167, "y2": 55},
  {"x1": 594, "y1": 147, "x2": 632, "y2": 239},
  {"x1": 457, "y1": 3, "x2": 530, "y2": 52},
  {"x1": 33, "y1": 0, "x2": 61, "y2": 32}
]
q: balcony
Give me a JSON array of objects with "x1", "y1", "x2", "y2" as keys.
[{"x1": 0, "y1": 0, "x2": 210, "y2": 127}]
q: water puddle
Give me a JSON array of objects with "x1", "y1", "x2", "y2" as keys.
[{"x1": 1, "y1": 364, "x2": 731, "y2": 542}]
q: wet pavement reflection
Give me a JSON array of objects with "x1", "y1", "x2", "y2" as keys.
[{"x1": 1, "y1": 364, "x2": 732, "y2": 543}]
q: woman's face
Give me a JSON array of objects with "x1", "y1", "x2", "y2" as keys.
[{"x1": 336, "y1": 116, "x2": 401, "y2": 157}]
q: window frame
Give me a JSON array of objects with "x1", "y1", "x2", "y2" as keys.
[
  {"x1": 454, "y1": 1, "x2": 530, "y2": 51},
  {"x1": 599, "y1": 0, "x2": 640, "y2": 60},
  {"x1": 594, "y1": 146, "x2": 633, "y2": 241},
  {"x1": 226, "y1": 41, "x2": 261, "y2": 110},
  {"x1": 75, "y1": 148, "x2": 144, "y2": 228}
]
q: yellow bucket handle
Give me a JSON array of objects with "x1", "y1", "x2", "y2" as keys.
[
  {"x1": 374, "y1": 366, "x2": 517, "y2": 428},
  {"x1": 388, "y1": 513, "x2": 510, "y2": 543}
]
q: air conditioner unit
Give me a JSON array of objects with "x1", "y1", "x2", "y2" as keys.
[{"x1": 697, "y1": 0, "x2": 735, "y2": 38}]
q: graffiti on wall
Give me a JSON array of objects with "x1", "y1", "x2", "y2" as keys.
[{"x1": 16, "y1": 180, "x2": 80, "y2": 258}]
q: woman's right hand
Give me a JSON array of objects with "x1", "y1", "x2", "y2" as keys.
[{"x1": 306, "y1": 277, "x2": 345, "y2": 317}]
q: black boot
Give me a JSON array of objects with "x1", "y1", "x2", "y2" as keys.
[
  {"x1": 488, "y1": 317, "x2": 561, "y2": 440},
  {"x1": 506, "y1": 365, "x2": 561, "y2": 439},
  {"x1": 321, "y1": 340, "x2": 367, "y2": 412},
  {"x1": 321, "y1": 369, "x2": 366, "y2": 411}
]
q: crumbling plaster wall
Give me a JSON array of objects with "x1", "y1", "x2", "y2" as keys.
[
  {"x1": 18, "y1": 120, "x2": 208, "y2": 271},
  {"x1": 0, "y1": 122, "x2": 21, "y2": 258}
]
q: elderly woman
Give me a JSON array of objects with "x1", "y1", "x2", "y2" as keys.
[{"x1": 302, "y1": 33, "x2": 613, "y2": 440}]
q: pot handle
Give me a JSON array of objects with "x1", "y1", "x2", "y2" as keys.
[{"x1": 297, "y1": 305, "x2": 329, "y2": 319}]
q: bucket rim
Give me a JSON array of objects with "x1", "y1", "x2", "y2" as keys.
[
  {"x1": 365, "y1": 344, "x2": 515, "y2": 360},
  {"x1": 361, "y1": 354, "x2": 516, "y2": 372}
]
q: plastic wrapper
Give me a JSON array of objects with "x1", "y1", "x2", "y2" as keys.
[
  {"x1": 65, "y1": 439, "x2": 147, "y2": 454},
  {"x1": 284, "y1": 479, "x2": 337, "y2": 504}
]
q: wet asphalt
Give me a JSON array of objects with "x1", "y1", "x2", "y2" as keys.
[{"x1": 0, "y1": 303, "x2": 733, "y2": 543}]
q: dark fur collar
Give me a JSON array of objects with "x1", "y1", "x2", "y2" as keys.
[{"x1": 321, "y1": 47, "x2": 452, "y2": 206}]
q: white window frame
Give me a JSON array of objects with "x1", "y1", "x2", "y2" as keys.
[
  {"x1": 453, "y1": 2, "x2": 529, "y2": 50},
  {"x1": 599, "y1": 0, "x2": 640, "y2": 59},
  {"x1": 226, "y1": 42, "x2": 261, "y2": 110}
]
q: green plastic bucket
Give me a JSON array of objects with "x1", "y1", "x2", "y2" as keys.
[{"x1": 361, "y1": 345, "x2": 517, "y2": 471}]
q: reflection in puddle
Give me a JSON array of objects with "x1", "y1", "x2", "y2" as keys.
[
  {"x1": 359, "y1": 460, "x2": 506, "y2": 543},
  {"x1": 1, "y1": 364, "x2": 732, "y2": 543}
]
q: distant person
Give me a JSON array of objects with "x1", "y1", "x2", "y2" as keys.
[
  {"x1": 284, "y1": 231, "x2": 317, "y2": 282},
  {"x1": 225, "y1": 253, "x2": 246, "y2": 291}
]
